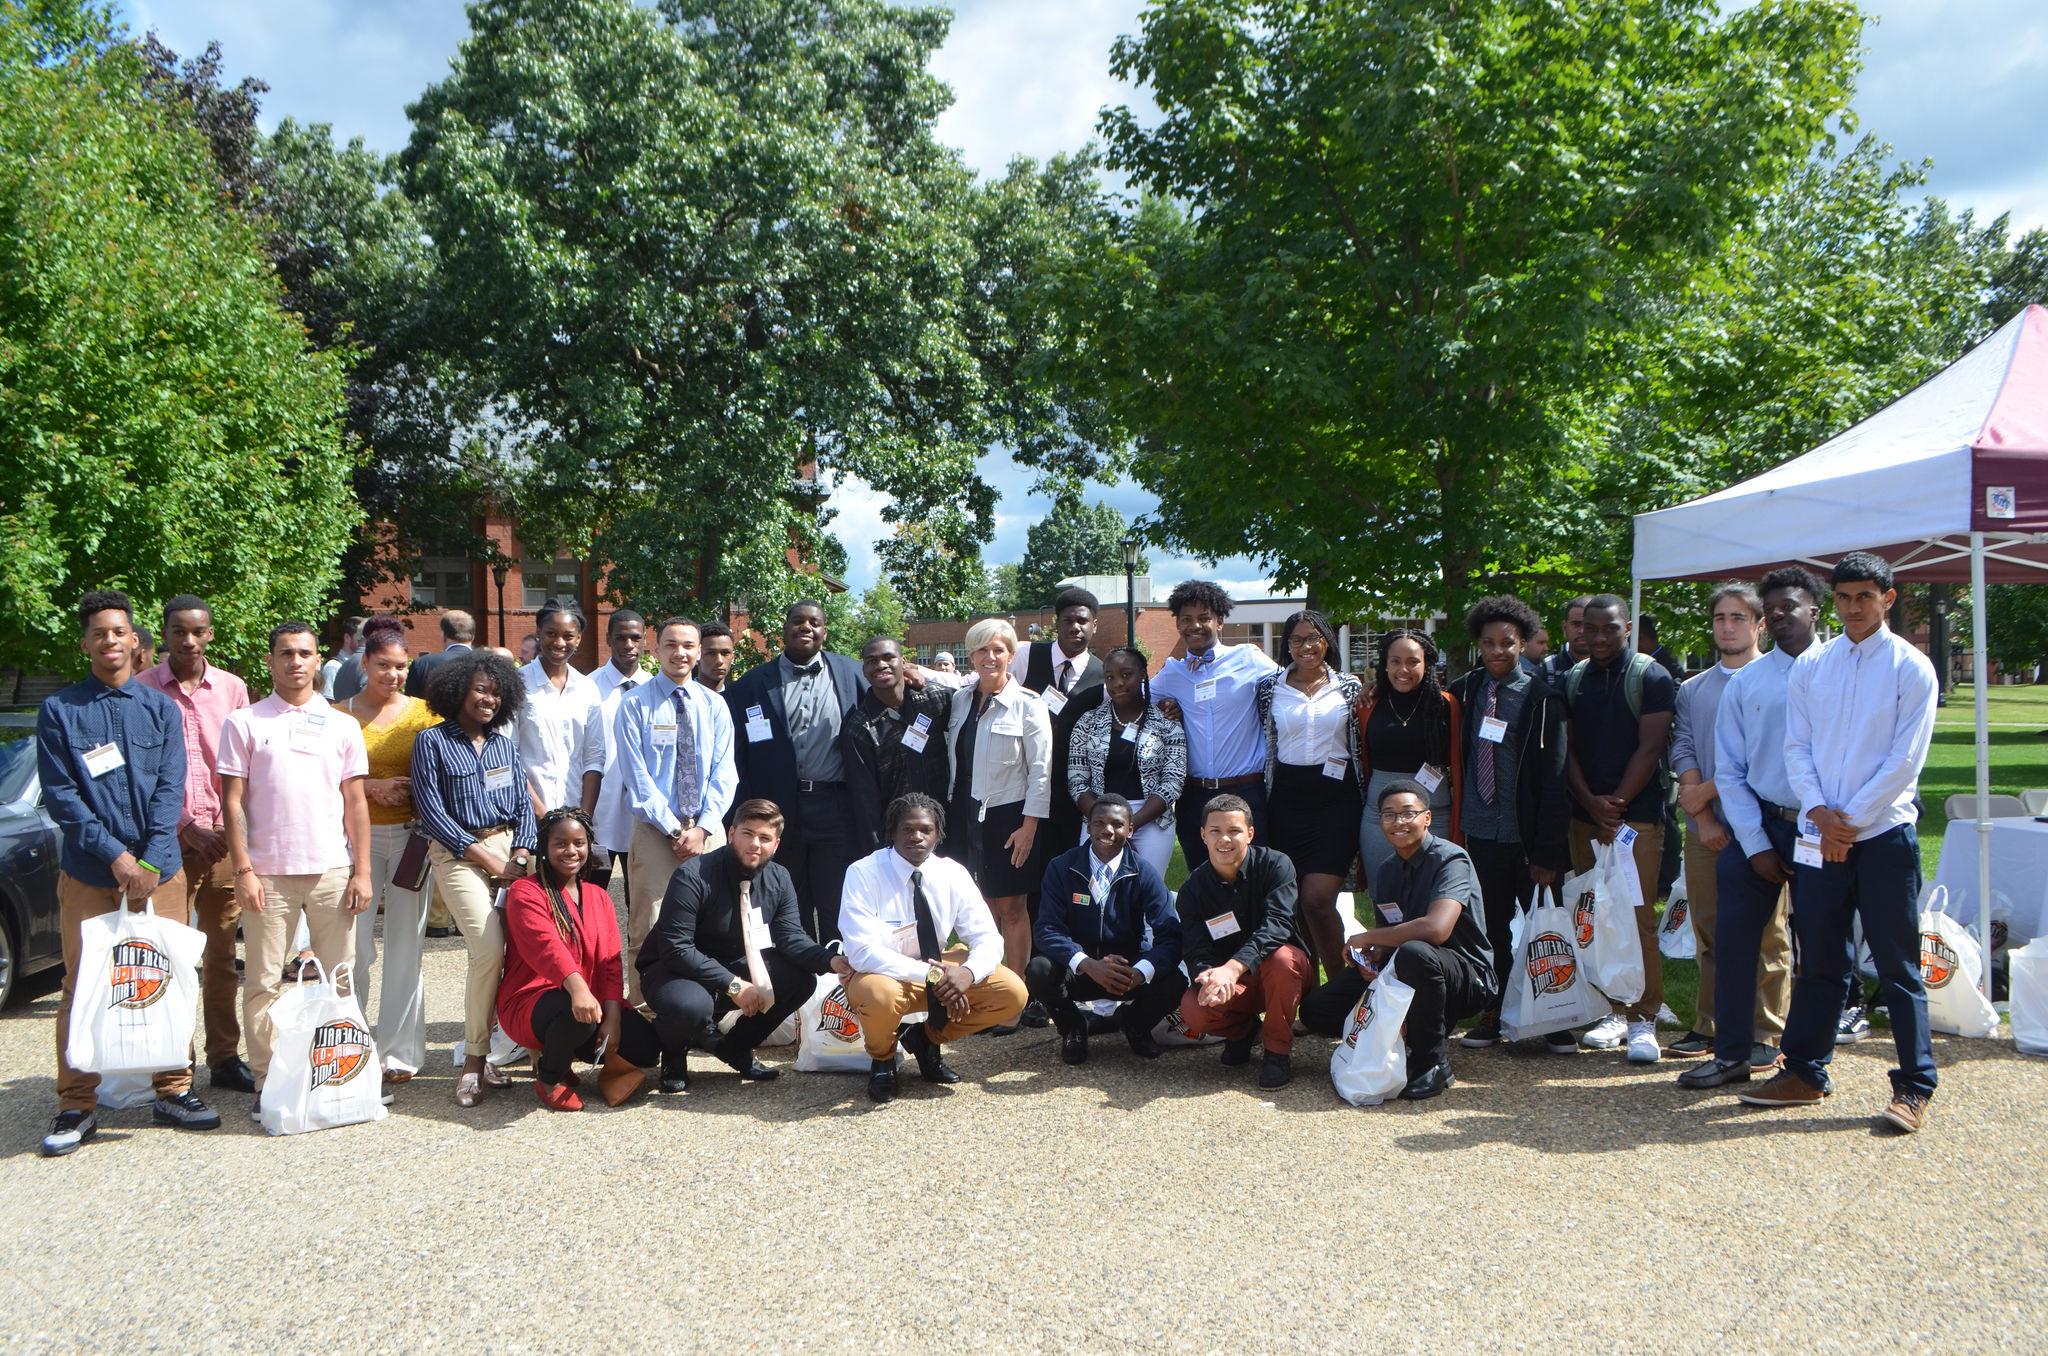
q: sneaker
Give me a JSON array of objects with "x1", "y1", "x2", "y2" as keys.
[
  {"x1": 209, "y1": 1056, "x2": 257, "y2": 1093},
  {"x1": 1544, "y1": 1030, "x2": 1580, "y2": 1056},
  {"x1": 1460, "y1": 1015, "x2": 1502, "y2": 1049},
  {"x1": 1837, "y1": 1004, "x2": 1870, "y2": 1043},
  {"x1": 151, "y1": 1092, "x2": 222, "y2": 1131},
  {"x1": 40, "y1": 1109, "x2": 98, "y2": 1157},
  {"x1": 1880, "y1": 1092, "x2": 1930, "y2": 1134},
  {"x1": 1580, "y1": 1014, "x2": 1627, "y2": 1050},
  {"x1": 1625, "y1": 1020, "x2": 1660, "y2": 1064},
  {"x1": 1736, "y1": 1069, "x2": 1827, "y2": 1108},
  {"x1": 248, "y1": 1097, "x2": 263, "y2": 1123},
  {"x1": 1665, "y1": 1030, "x2": 1713, "y2": 1058}
]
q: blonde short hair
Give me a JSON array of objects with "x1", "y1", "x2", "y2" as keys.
[{"x1": 962, "y1": 617, "x2": 1018, "y2": 658}]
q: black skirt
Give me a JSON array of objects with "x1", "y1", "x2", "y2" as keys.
[
  {"x1": 942, "y1": 797, "x2": 1036, "y2": 898},
  {"x1": 1265, "y1": 760, "x2": 1362, "y2": 879}
]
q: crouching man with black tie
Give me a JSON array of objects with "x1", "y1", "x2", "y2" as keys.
[{"x1": 841, "y1": 793, "x2": 1027, "y2": 1103}]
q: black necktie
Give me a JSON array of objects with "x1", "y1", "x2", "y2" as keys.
[{"x1": 910, "y1": 869, "x2": 947, "y2": 1029}]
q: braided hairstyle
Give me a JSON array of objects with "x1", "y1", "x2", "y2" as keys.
[
  {"x1": 1103, "y1": 644, "x2": 1152, "y2": 707},
  {"x1": 1372, "y1": 629, "x2": 1450, "y2": 772},
  {"x1": 535, "y1": 806, "x2": 596, "y2": 940},
  {"x1": 1278, "y1": 608, "x2": 1339, "y2": 671}
]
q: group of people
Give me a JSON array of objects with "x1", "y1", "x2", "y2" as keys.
[{"x1": 31, "y1": 549, "x2": 1943, "y2": 1155}]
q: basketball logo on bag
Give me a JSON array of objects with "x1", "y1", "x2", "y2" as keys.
[
  {"x1": 1528, "y1": 932, "x2": 1578, "y2": 995},
  {"x1": 308, "y1": 1019, "x2": 372, "y2": 1090},
  {"x1": 109, "y1": 939, "x2": 170, "y2": 1010},
  {"x1": 1662, "y1": 898, "x2": 1687, "y2": 934},
  {"x1": 1344, "y1": 998, "x2": 1375, "y2": 1049},
  {"x1": 1920, "y1": 933, "x2": 1960, "y2": 989},
  {"x1": 817, "y1": 984, "x2": 862, "y2": 1041},
  {"x1": 1574, "y1": 891, "x2": 1597, "y2": 947}
]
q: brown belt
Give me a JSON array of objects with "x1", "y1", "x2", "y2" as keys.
[{"x1": 1189, "y1": 773, "x2": 1263, "y2": 791}]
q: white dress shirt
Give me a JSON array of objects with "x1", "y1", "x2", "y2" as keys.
[
  {"x1": 516, "y1": 659, "x2": 603, "y2": 814},
  {"x1": 839, "y1": 847, "x2": 1004, "y2": 985},
  {"x1": 1150, "y1": 642, "x2": 1280, "y2": 779},
  {"x1": 1272, "y1": 673, "x2": 1351, "y2": 766},
  {"x1": 571, "y1": 673, "x2": 647, "y2": 853},
  {"x1": 1784, "y1": 625, "x2": 1938, "y2": 841},
  {"x1": 588, "y1": 660, "x2": 643, "y2": 703}
]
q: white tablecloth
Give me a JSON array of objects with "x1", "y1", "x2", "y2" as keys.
[{"x1": 1930, "y1": 817, "x2": 2048, "y2": 947}]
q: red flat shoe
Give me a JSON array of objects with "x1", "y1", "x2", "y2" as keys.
[{"x1": 534, "y1": 1081, "x2": 583, "y2": 1112}]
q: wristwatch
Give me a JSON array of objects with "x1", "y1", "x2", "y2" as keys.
[
  {"x1": 726, "y1": 975, "x2": 745, "y2": 999},
  {"x1": 671, "y1": 815, "x2": 699, "y2": 842},
  {"x1": 926, "y1": 963, "x2": 946, "y2": 986}
]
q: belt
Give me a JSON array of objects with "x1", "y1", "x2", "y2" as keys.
[
  {"x1": 1760, "y1": 801, "x2": 1801, "y2": 824},
  {"x1": 1189, "y1": 772, "x2": 1262, "y2": 791},
  {"x1": 470, "y1": 822, "x2": 514, "y2": 838},
  {"x1": 797, "y1": 780, "x2": 846, "y2": 793}
]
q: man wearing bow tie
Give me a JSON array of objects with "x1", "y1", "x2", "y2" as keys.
[{"x1": 1149, "y1": 581, "x2": 1280, "y2": 869}]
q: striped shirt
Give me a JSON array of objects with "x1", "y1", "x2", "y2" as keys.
[{"x1": 408, "y1": 720, "x2": 538, "y2": 854}]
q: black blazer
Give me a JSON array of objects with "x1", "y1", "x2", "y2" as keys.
[
  {"x1": 1021, "y1": 642, "x2": 1103, "y2": 834},
  {"x1": 405, "y1": 643, "x2": 473, "y2": 698},
  {"x1": 1447, "y1": 667, "x2": 1571, "y2": 875},
  {"x1": 635, "y1": 847, "x2": 836, "y2": 988},
  {"x1": 723, "y1": 651, "x2": 868, "y2": 829}
]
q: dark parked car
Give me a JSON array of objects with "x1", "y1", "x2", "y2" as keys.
[{"x1": 0, "y1": 735, "x2": 63, "y2": 1006}]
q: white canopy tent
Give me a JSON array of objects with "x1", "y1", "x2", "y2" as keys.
[{"x1": 1631, "y1": 303, "x2": 2048, "y2": 990}]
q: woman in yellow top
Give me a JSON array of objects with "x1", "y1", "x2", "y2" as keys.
[{"x1": 342, "y1": 616, "x2": 442, "y2": 1096}]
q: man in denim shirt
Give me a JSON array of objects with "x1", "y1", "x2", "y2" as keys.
[{"x1": 36, "y1": 590, "x2": 221, "y2": 1156}]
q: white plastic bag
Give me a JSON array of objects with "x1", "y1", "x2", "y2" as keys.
[
  {"x1": 795, "y1": 974, "x2": 876, "y2": 1072},
  {"x1": 2010, "y1": 936, "x2": 2048, "y2": 1056},
  {"x1": 1501, "y1": 886, "x2": 1611, "y2": 1040},
  {"x1": 717, "y1": 1007, "x2": 798, "y2": 1048},
  {"x1": 1152, "y1": 1003, "x2": 1219, "y2": 1047},
  {"x1": 1563, "y1": 840, "x2": 1646, "y2": 1005},
  {"x1": 1659, "y1": 875, "x2": 1697, "y2": 961},
  {"x1": 260, "y1": 961, "x2": 388, "y2": 1135},
  {"x1": 1328, "y1": 969, "x2": 1415, "y2": 1106},
  {"x1": 65, "y1": 895, "x2": 206, "y2": 1075},
  {"x1": 96, "y1": 1070, "x2": 157, "y2": 1109},
  {"x1": 1921, "y1": 910, "x2": 1999, "y2": 1040}
]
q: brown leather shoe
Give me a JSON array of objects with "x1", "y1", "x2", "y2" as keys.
[
  {"x1": 1735, "y1": 1069, "x2": 1827, "y2": 1108},
  {"x1": 1881, "y1": 1093, "x2": 1930, "y2": 1134}
]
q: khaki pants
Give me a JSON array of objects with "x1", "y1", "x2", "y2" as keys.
[
  {"x1": 182, "y1": 850, "x2": 241, "y2": 1067},
  {"x1": 243, "y1": 866, "x2": 355, "y2": 1086},
  {"x1": 624, "y1": 818, "x2": 727, "y2": 1009},
  {"x1": 1569, "y1": 818, "x2": 1665, "y2": 1022},
  {"x1": 427, "y1": 832, "x2": 511, "y2": 1050},
  {"x1": 844, "y1": 946, "x2": 1028, "y2": 1059},
  {"x1": 1683, "y1": 828, "x2": 1792, "y2": 1040},
  {"x1": 55, "y1": 872, "x2": 192, "y2": 1112}
]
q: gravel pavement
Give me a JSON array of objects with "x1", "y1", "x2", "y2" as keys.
[{"x1": 2, "y1": 921, "x2": 2044, "y2": 1354}]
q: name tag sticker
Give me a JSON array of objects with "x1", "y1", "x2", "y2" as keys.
[
  {"x1": 1614, "y1": 823, "x2": 1637, "y2": 848},
  {"x1": 1119, "y1": 723, "x2": 1139, "y2": 744},
  {"x1": 1195, "y1": 680, "x2": 1218, "y2": 704},
  {"x1": 745, "y1": 715, "x2": 772, "y2": 743},
  {"x1": 1414, "y1": 763, "x2": 1444, "y2": 794},
  {"x1": 651, "y1": 718, "x2": 678, "y2": 749},
  {"x1": 911, "y1": 713, "x2": 932, "y2": 731},
  {"x1": 1794, "y1": 835, "x2": 1824, "y2": 869},
  {"x1": 483, "y1": 765, "x2": 514, "y2": 791},
  {"x1": 1043, "y1": 687, "x2": 1068, "y2": 716},
  {"x1": 1322, "y1": 755, "x2": 1348, "y2": 780},
  {"x1": 1379, "y1": 901, "x2": 1405, "y2": 924},
  {"x1": 1072, "y1": 892, "x2": 1090, "y2": 907},
  {"x1": 82, "y1": 742, "x2": 125, "y2": 778},
  {"x1": 890, "y1": 922, "x2": 922, "y2": 960},
  {"x1": 289, "y1": 722, "x2": 326, "y2": 754},
  {"x1": 1205, "y1": 911, "x2": 1240, "y2": 941},
  {"x1": 1478, "y1": 716, "x2": 1508, "y2": 744},
  {"x1": 902, "y1": 719, "x2": 930, "y2": 754}
]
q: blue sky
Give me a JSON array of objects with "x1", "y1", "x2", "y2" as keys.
[{"x1": 119, "y1": 0, "x2": 2048, "y2": 595}]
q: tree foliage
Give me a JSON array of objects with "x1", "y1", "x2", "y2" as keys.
[{"x1": 1012, "y1": 490, "x2": 1146, "y2": 609}]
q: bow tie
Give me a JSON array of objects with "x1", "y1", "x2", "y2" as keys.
[{"x1": 789, "y1": 660, "x2": 821, "y2": 676}]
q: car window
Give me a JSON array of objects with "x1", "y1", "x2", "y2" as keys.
[{"x1": 0, "y1": 735, "x2": 36, "y2": 804}]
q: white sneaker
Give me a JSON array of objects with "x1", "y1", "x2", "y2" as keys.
[
  {"x1": 1580, "y1": 1014, "x2": 1627, "y2": 1050},
  {"x1": 1626, "y1": 1020, "x2": 1661, "y2": 1064}
]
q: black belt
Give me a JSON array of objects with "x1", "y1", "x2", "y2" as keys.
[
  {"x1": 1189, "y1": 772, "x2": 1263, "y2": 791},
  {"x1": 796, "y1": 780, "x2": 846, "y2": 793},
  {"x1": 1760, "y1": 801, "x2": 1801, "y2": 824}
]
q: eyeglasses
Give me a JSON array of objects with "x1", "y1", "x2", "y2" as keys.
[{"x1": 1377, "y1": 809, "x2": 1427, "y2": 825}]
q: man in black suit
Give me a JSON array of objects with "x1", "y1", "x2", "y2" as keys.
[
  {"x1": 724, "y1": 599, "x2": 868, "y2": 943},
  {"x1": 1020, "y1": 586, "x2": 1104, "y2": 858},
  {"x1": 637, "y1": 799, "x2": 850, "y2": 1091},
  {"x1": 404, "y1": 609, "x2": 476, "y2": 697}
]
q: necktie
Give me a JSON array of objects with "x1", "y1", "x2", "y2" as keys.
[
  {"x1": 1092, "y1": 857, "x2": 1115, "y2": 906},
  {"x1": 1476, "y1": 679, "x2": 1498, "y2": 804},
  {"x1": 909, "y1": 869, "x2": 947, "y2": 1029},
  {"x1": 1058, "y1": 659, "x2": 1073, "y2": 694},
  {"x1": 671, "y1": 688, "x2": 700, "y2": 820},
  {"x1": 738, "y1": 879, "x2": 772, "y2": 1002}
]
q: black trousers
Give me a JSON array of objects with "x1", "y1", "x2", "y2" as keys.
[
  {"x1": 1172, "y1": 780, "x2": 1269, "y2": 873},
  {"x1": 1300, "y1": 940, "x2": 1493, "y2": 1066},
  {"x1": 1023, "y1": 954, "x2": 1189, "y2": 1037},
  {"x1": 644, "y1": 949, "x2": 816, "y2": 1057},
  {"x1": 1465, "y1": 835, "x2": 1533, "y2": 1013},
  {"x1": 529, "y1": 988, "x2": 671, "y2": 1085},
  {"x1": 782, "y1": 787, "x2": 857, "y2": 945}
]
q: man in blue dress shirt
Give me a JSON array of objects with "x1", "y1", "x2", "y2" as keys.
[{"x1": 1149, "y1": 581, "x2": 1280, "y2": 869}]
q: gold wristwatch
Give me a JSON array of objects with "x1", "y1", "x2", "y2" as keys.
[{"x1": 926, "y1": 962, "x2": 946, "y2": 986}]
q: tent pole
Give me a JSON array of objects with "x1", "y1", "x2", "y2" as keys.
[
  {"x1": 1629, "y1": 578, "x2": 1642, "y2": 655},
  {"x1": 1971, "y1": 532, "x2": 1993, "y2": 997}
]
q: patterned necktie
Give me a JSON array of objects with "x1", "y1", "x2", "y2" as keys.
[
  {"x1": 1476, "y1": 679, "x2": 1498, "y2": 804},
  {"x1": 1092, "y1": 856, "x2": 1115, "y2": 906},
  {"x1": 671, "y1": 687, "x2": 699, "y2": 820}
]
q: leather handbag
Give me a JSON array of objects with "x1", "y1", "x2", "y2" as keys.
[{"x1": 392, "y1": 829, "x2": 433, "y2": 894}]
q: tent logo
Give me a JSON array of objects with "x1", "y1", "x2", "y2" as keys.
[
  {"x1": 1920, "y1": 933, "x2": 1961, "y2": 989},
  {"x1": 1987, "y1": 486, "x2": 2017, "y2": 520},
  {"x1": 1528, "y1": 933, "x2": 1578, "y2": 996},
  {"x1": 109, "y1": 939, "x2": 170, "y2": 1010}
]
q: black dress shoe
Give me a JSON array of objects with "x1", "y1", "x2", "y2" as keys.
[
  {"x1": 901, "y1": 1024, "x2": 961, "y2": 1084},
  {"x1": 1677, "y1": 1056, "x2": 1752, "y2": 1089},
  {"x1": 867, "y1": 1059, "x2": 898, "y2": 1103},
  {"x1": 713, "y1": 1040, "x2": 779, "y2": 1081},
  {"x1": 1258, "y1": 1051, "x2": 1292, "y2": 1089},
  {"x1": 1059, "y1": 1027, "x2": 1089, "y2": 1066},
  {"x1": 657, "y1": 1059, "x2": 690, "y2": 1095},
  {"x1": 1399, "y1": 1059, "x2": 1454, "y2": 1100},
  {"x1": 1123, "y1": 1026, "x2": 1163, "y2": 1060},
  {"x1": 209, "y1": 1056, "x2": 257, "y2": 1093},
  {"x1": 424, "y1": 925, "x2": 456, "y2": 939},
  {"x1": 1018, "y1": 999, "x2": 1052, "y2": 1029},
  {"x1": 1220, "y1": 1034, "x2": 1255, "y2": 1067}
]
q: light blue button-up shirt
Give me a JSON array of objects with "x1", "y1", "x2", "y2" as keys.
[
  {"x1": 1714, "y1": 646, "x2": 1802, "y2": 859},
  {"x1": 1150, "y1": 642, "x2": 1280, "y2": 780},
  {"x1": 1784, "y1": 626, "x2": 1938, "y2": 843},
  {"x1": 616, "y1": 672, "x2": 737, "y2": 837}
]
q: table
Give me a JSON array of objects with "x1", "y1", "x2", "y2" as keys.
[{"x1": 1929, "y1": 816, "x2": 2048, "y2": 948}]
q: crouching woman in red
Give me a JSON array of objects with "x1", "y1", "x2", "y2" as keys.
[{"x1": 498, "y1": 808, "x2": 680, "y2": 1110}]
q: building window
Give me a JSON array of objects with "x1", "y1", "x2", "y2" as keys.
[
  {"x1": 411, "y1": 556, "x2": 473, "y2": 610},
  {"x1": 522, "y1": 557, "x2": 583, "y2": 611}
]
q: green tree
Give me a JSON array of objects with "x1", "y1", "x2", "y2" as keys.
[
  {"x1": 1081, "y1": 0, "x2": 1861, "y2": 618},
  {"x1": 0, "y1": 1, "x2": 357, "y2": 675},
  {"x1": 1012, "y1": 491, "x2": 1146, "y2": 608},
  {"x1": 836, "y1": 578, "x2": 908, "y2": 653}
]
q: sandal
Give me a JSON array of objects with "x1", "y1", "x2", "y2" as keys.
[{"x1": 455, "y1": 1072, "x2": 483, "y2": 1107}]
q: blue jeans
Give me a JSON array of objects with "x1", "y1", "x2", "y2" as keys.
[
  {"x1": 1711, "y1": 815, "x2": 1796, "y2": 1064},
  {"x1": 1780, "y1": 823, "x2": 1936, "y2": 1098}
]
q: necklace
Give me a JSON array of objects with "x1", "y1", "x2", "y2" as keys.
[
  {"x1": 1385, "y1": 690, "x2": 1424, "y2": 727},
  {"x1": 1289, "y1": 663, "x2": 1328, "y2": 697}
]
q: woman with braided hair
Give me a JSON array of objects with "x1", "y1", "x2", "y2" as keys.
[
  {"x1": 1355, "y1": 629, "x2": 1463, "y2": 893},
  {"x1": 498, "y1": 807, "x2": 678, "y2": 1110}
]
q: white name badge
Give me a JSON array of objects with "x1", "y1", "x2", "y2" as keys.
[
  {"x1": 1379, "y1": 900, "x2": 1405, "y2": 924},
  {"x1": 1414, "y1": 763, "x2": 1444, "y2": 794},
  {"x1": 82, "y1": 741, "x2": 125, "y2": 778},
  {"x1": 1614, "y1": 823, "x2": 1637, "y2": 848},
  {"x1": 749, "y1": 906, "x2": 774, "y2": 949},
  {"x1": 650, "y1": 718, "x2": 678, "y2": 748},
  {"x1": 1322, "y1": 755, "x2": 1348, "y2": 780},
  {"x1": 1043, "y1": 687, "x2": 1068, "y2": 716},
  {"x1": 1205, "y1": 911, "x2": 1240, "y2": 941},
  {"x1": 902, "y1": 723, "x2": 930, "y2": 754},
  {"x1": 483, "y1": 765, "x2": 514, "y2": 791},
  {"x1": 1478, "y1": 716, "x2": 1508, "y2": 744},
  {"x1": 1195, "y1": 680, "x2": 1218, "y2": 703},
  {"x1": 744, "y1": 706, "x2": 772, "y2": 743},
  {"x1": 1794, "y1": 835, "x2": 1824, "y2": 869},
  {"x1": 891, "y1": 922, "x2": 923, "y2": 960},
  {"x1": 1119, "y1": 723, "x2": 1140, "y2": 743},
  {"x1": 289, "y1": 720, "x2": 326, "y2": 754}
]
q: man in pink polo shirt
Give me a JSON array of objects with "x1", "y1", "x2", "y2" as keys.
[
  {"x1": 219, "y1": 620, "x2": 374, "y2": 1107},
  {"x1": 137, "y1": 594, "x2": 255, "y2": 1092}
]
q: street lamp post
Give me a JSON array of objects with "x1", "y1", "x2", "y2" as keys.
[{"x1": 1121, "y1": 536, "x2": 1140, "y2": 647}]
